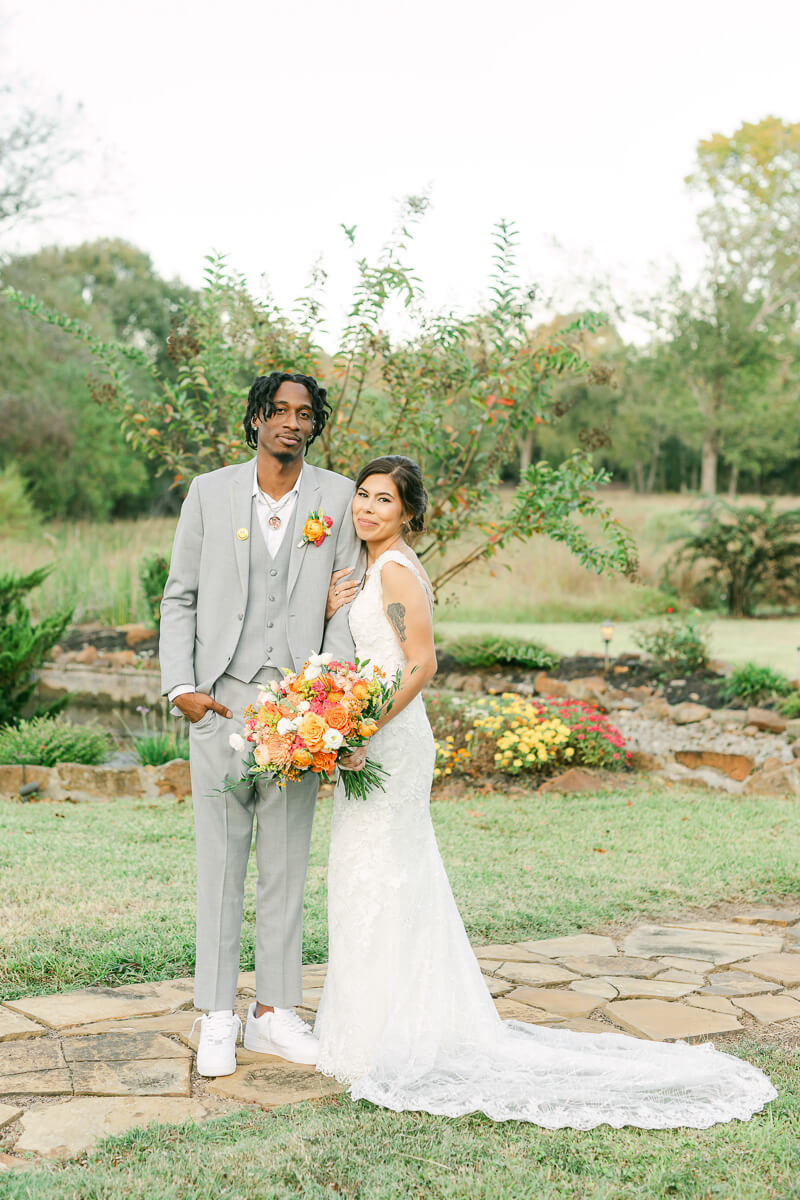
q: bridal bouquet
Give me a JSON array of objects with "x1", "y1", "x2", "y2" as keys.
[{"x1": 227, "y1": 654, "x2": 401, "y2": 800}]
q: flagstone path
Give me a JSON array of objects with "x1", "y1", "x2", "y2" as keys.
[{"x1": 1, "y1": 904, "x2": 799, "y2": 1168}]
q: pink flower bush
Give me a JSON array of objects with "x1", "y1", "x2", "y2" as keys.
[{"x1": 530, "y1": 696, "x2": 632, "y2": 770}]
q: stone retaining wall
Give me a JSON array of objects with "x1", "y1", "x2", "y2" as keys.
[
  {"x1": 36, "y1": 665, "x2": 164, "y2": 710},
  {"x1": 0, "y1": 759, "x2": 190, "y2": 803}
]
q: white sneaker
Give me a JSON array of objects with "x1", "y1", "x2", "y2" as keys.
[
  {"x1": 243, "y1": 1003, "x2": 319, "y2": 1065},
  {"x1": 193, "y1": 1010, "x2": 242, "y2": 1077}
]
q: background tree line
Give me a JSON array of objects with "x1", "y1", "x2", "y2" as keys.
[{"x1": 2, "y1": 117, "x2": 799, "y2": 523}]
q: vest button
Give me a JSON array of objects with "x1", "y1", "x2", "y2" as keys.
[
  {"x1": 237, "y1": 613, "x2": 243, "y2": 621},
  {"x1": 267, "y1": 621, "x2": 274, "y2": 628},
  {"x1": 269, "y1": 569, "x2": 278, "y2": 577},
  {"x1": 266, "y1": 646, "x2": 273, "y2": 654},
  {"x1": 268, "y1": 595, "x2": 276, "y2": 602}
]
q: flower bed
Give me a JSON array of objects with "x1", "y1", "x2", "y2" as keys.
[{"x1": 431, "y1": 692, "x2": 631, "y2": 783}]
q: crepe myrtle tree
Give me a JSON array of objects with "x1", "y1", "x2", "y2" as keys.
[{"x1": 4, "y1": 199, "x2": 638, "y2": 593}]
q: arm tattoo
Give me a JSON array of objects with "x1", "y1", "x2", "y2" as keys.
[{"x1": 387, "y1": 602, "x2": 407, "y2": 642}]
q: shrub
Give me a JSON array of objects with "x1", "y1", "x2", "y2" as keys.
[
  {"x1": 779, "y1": 692, "x2": 800, "y2": 719},
  {"x1": 632, "y1": 612, "x2": 711, "y2": 677},
  {"x1": 533, "y1": 696, "x2": 631, "y2": 769},
  {"x1": 138, "y1": 553, "x2": 170, "y2": 630},
  {"x1": 667, "y1": 500, "x2": 800, "y2": 617},
  {"x1": 134, "y1": 732, "x2": 190, "y2": 766},
  {"x1": 129, "y1": 704, "x2": 189, "y2": 765},
  {"x1": 720, "y1": 663, "x2": 794, "y2": 706},
  {"x1": 0, "y1": 463, "x2": 41, "y2": 537},
  {"x1": 472, "y1": 695, "x2": 574, "y2": 776},
  {"x1": 0, "y1": 566, "x2": 72, "y2": 728},
  {"x1": 440, "y1": 634, "x2": 560, "y2": 672},
  {"x1": 0, "y1": 717, "x2": 110, "y2": 766}
]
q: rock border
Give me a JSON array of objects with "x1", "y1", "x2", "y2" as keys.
[{"x1": 0, "y1": 760, "x2": 191, "y2": 803}]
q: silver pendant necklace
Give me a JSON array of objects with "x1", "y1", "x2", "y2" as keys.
[{"x1": 260, "y1": 488, "x2": 294, "y2": 530}]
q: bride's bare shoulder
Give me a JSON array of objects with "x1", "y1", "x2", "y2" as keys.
[{"x1": 389, "y1": 545, "x2": 433, "y2": 594}]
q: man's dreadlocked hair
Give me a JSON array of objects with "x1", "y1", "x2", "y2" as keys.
[{"x1": 243, "y1": 372, "x2": 332, "y2": 451}]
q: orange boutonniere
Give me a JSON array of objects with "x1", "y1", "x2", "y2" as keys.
[{"x1": 298, "y1": 507, "x2": 333, "y2": 548}]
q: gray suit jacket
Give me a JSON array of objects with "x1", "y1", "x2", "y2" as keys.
[{"x1": 159, "y1": 458, "x2": 361, "y2": 697}]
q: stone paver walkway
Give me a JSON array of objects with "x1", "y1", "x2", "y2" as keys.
[{"x1": 1, "y1": 905, "x2": 799, "y2": 1168}]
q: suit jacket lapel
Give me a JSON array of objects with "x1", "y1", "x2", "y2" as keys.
[
  {"x1": 230, "y1": 459, "x2": 256, "y2": 606},
  {"x1": 287, "y1": 464, "x2": 322, "y2": 599}
]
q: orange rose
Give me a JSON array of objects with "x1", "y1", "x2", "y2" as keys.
[
  {"x1": 303, "y1": 518, "x2": 325, "y2": 543},
  {"x1": 311, "y1": 750, "x2": 337, "y2": 774},
  {"x1": 292, "y1": 746, "x2": 314, "y2": 769},
  {"x1": 298, "y1": 712, "x2": 327, "y2": 752},
  {"x1": 325, "y1": 704, "x2": 351, "y2": 734}
]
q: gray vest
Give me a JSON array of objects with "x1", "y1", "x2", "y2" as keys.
[{"x1": 227, "y1": 499, "x2": 294, "y2": 683}]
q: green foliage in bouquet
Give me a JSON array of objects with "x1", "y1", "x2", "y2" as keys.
[
  {"x1": 5, "y1": 202, "x2": 638, "y2": 595},
  {"x1": 0, "y1": 716, "x2": 110, "y2": 766},
  {"x1": 720, "y1": 662, "x2": 794, "y2": 706},
  {"x1": 632, "y1": 612, "x2": 711, "y2": 678},
  {"x1": 440, "y1": 634, "x2": 559, "y2": 672},
  {"x1": 0, "y1": 566, "x2": 72, "y2": 729},
  {"x1": 138, "y1": 552, "x2": 170, "y2": 630}
]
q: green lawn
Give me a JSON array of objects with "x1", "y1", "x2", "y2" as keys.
[
  {"x1": 4, "y1": 783, "x2": 800, "y2": 1000},
  {"x1": 3, "y1": 783, "x2": 800, "y2": 1199},
  {"x1": 4, "y1": 1066, "x2": 798, "y2": 1200},
  {"x1": 436, "y1": 618, "x2": 800, "y2": 675}
]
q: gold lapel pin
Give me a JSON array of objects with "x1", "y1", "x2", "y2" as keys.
[{"x1": 236, "y1": 528, "x2": 249, "y2": 541}]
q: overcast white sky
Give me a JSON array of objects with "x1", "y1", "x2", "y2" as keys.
[{"x1": 4, "y1": 0, "x2": 800, "y2": 340}]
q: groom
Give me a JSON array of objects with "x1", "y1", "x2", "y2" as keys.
[{"x1": 159, "y1": 371, "x2": 360, "y2": 1077}]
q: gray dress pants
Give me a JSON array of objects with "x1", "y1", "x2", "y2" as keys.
[{"x1": 188, "y1": 671, "x2": 318, "y2": 1011}]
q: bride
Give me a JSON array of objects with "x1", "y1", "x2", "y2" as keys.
[{"x1": 314, "y1": 454, "x2": 776, "y2": 1129}]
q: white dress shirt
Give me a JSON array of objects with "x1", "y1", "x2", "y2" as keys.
[
  {"x1": 254, "y1": 461, "x2": 303, "y2": 557},
  {"x1": 168, "y1": 463, "x2": 303, "y2": 705}
]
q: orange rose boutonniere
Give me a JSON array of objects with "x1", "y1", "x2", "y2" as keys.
[{"x1": 298, "y1": 508, "x2": 333, "y2": 549}]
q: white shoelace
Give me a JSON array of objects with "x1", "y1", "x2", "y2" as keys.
[
  {"x1": 272, "y1": 1008, "x2": 314, "y2": 1036},
  {"x1": 192, "y1": 1012, "x2": 242, "y2": 1044}
]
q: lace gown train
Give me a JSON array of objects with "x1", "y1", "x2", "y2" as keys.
[{"x1": 314, "y1": 550, "x2": 776, "y2": 1129}]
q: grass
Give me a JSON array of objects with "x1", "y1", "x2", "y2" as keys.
[
  {"x1": 4, "y1": 1063, "x2": 798, "y2": 1200},
  {"x1": 0, "y1": 515, "x2": 175, "y2": 625},
  {"x1": 436, "y1": 618, "x2": 800, "y2": 675},
  {"x1": 5, "y1": 489, "x2": 799, "y2": 629},
  {"x1": 3, "y1": 783, "x2": 800, "y2": 1000},
  {"x1": 2, "y1": 782, "x2": 800, "y2": 1197}
]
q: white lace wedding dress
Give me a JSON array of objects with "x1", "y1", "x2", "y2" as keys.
[{"x1": 314, "y1": 549, "x2": 777, "y2": 1128}]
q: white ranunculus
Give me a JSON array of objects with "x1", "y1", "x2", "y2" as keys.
[
  {"x1": 307, "y1": 653, "x2": 324, "y2": 666},
  {"x1": 277, "y1": 717, "x2": 295, "y2": 736},
  {"x1": 228, "y1": 733, "x2": 246, "y2": 751},
  {"x1": 317, "y1": 652, "x2": 333, "y2": 665},
  {"x1": 296, "y1": 700, "x2": 311, "y2": 712},
  {"x1": 322, "y1": 727, "x2": 344, "y2": 751},
  {"x1": 304, "y1": 665, "x2": 322, "y2": 681}
]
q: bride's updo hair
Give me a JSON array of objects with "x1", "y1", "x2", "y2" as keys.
[{"x1": 355, "y1": 455, "x2": 428, "y2": 533}]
